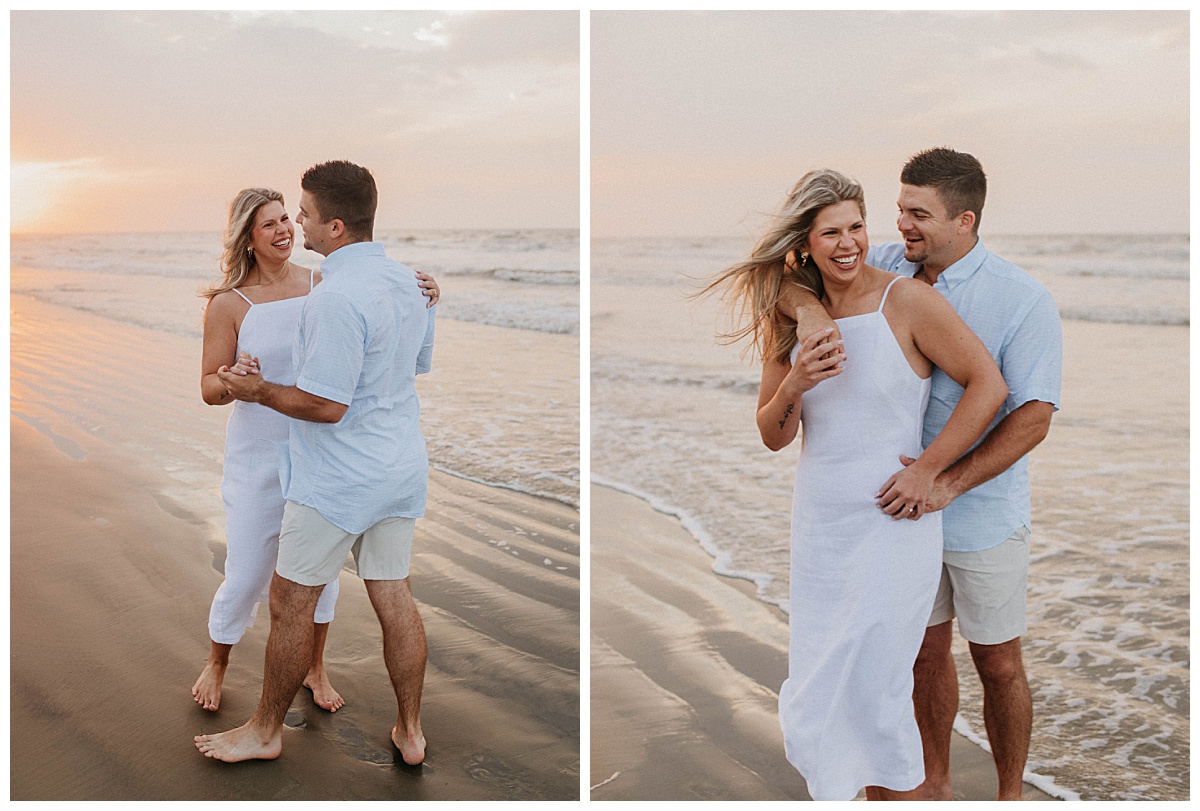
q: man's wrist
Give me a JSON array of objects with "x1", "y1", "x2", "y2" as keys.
[
  {"x1": 792, "y1": 294, "x2": 824, "y2": 317},
  {"x1": 938, "y1": 464, "x2": 967, "y2": 501},
  {"x1": 253, "y1": 380, "x2": 278, "y2": 407}
]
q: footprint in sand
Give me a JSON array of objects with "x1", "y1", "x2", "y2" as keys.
[
  {"x1": 336, "y1": 725, "x2": 399, "y2": 767},
  {"x1": 464, "y1": 753, "x2": 536, "y2": 793}
]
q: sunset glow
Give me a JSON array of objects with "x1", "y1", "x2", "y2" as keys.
[
  {"x1": 11, "y1": 11, "x2": 579, "y2": 234},
  {"x1": 593, "y1": 11, "x2": 1188, "y2": 237},
  {"x1": 10, "y1": 160, "x2": 109, "y2": 234}
]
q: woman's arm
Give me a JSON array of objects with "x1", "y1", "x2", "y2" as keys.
[
  {"x1": 416, "y1": 270, "x2": 440, "y2": 306},
  {"x1": 199, "y1": 292, "x2": 244, "y2": 405},
  {"x1": 756, "y1": 327, "x2": 844, "y2": 451},
  {"x1": 875, "y1": 283, "x2": 1008, "y2": 518}
]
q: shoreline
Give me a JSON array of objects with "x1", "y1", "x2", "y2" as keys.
[
  {"x1": 590, "y1": 482, "x2": 1057, "y2": 801},
  {"x1": 591, "y1": 309, "x2": 1188, "y2": 801},
  {"x1": 11, "y1": 265, "x2": 581, "y2": 510},
  {"x1": 11, "y1": 291, "x2": 580, "y2": 801}
]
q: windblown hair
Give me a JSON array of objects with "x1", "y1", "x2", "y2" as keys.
[
  {"x1": 300, "y1": 160, "x2": 377, "y2": 241},
  {"x1": 699, "y1": 169, "x2": 865, "y2": 364},
  {"x1": 901, "y1": 147, "x2": 987, "y2": 233},
  {"x1": 201, "y1": 187, "x2": 284, "y2": 300}
]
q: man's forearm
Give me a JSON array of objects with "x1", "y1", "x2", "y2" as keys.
[
  {"x1": 777, "y1": 282, "x2": 840, "y2": 348},
  {"x1": 256, "y1": 381, "x2": 347, "y2": 423},
  {"x1": 940, "y1": 400, "x2": 1054, "y2": 500},
  {"x1": 778, "y1": 282, "x2": 825, "y2": 319}
]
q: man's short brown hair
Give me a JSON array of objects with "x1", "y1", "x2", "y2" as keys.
[
  {"x1": 901, "y1": 148, "x2": 987, "y2": 232},
  {"x1": 301, "y1": 160, "x2": 378, "y2": 240}
]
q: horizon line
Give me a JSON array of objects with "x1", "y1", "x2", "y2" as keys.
[{"x1": 11, "y1": 225, "x2": 582, "y2": 238}]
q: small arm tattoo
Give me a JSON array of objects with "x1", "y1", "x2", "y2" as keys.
[{"x1": 778, "y1": 402, "x2": 794, "y2": 430}]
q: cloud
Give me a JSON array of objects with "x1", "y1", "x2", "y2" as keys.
[
  {"x1": 11, "y1": 10, "x2": 578, "y2": 232},
  {"x1": 414, "y1": 20, "x2": 448, "y2": 47},
  {"x1": 442, "y1": 11, "x2": 579, "y2": 67},
  {"x1": 592, "y1": 10, "x2": 1187, "y2": 237}
]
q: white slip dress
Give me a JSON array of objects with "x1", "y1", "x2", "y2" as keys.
[
  {"x1": 777, "y1": 276, "x2": 942, "y2": 800},
  {"x1": 207, "y1": 269, "x2": 339, "y2": 644}
]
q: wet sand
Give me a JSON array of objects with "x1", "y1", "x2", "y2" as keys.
[
  {"x1": 590, "y1": 484, "x2": 1052, "y2": 801},
  {"x1": 11, "y1": 294, "x2": 579, "y2": 801}
]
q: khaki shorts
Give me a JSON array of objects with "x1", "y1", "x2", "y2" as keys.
[
  {"x1": 277, "y1": 501, "x2": 415, "y2": 586},
  {"x1": 928, "y1": 526, "x2": 1030, "y2": 645}
]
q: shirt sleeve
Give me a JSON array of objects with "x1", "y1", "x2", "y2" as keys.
[
  {"x1": 294, "y1": 292, "x2": 366, "y2": 406},
  {"x1": 1000, "y1": 290, "x2": 1063, "y2": 412},
  {"x1": 866, "y1": 242, "x2": 906, "y2": 271},
  {"x1": 416, "y1": 304, "x2": 436, "y2": 375}
]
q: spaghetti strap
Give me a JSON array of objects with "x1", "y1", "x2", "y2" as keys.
[
  {"x1": 877, "y1": 276, "x2": 903, "y2": 312},
  {"x1": 232, "y1": 288, "x2": 254, "y2": 306},
  {"x1": 308, "y1": 267, "x2": 315, "y2": 291}
]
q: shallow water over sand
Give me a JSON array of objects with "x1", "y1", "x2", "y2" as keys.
[
  {"x1": 12, "y1": 228, "x2": 580, "y2": 507},
  {"x1": 591, "y1": 234, "x2": 1189, "y2": 800}
]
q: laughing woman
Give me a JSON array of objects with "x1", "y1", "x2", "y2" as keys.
[
  {"x1": 702, "y1": 169, "x2": 1006, "y2": 800},
  {"x1": 191, "y1": 187, "x2": 438, "y2": 713}
]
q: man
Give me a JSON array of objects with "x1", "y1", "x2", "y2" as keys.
[
  {"x1": 779, "y1": 148, "x2": 1062, "y2": 800},
  {"x1": 195, "y1": 160, "x2": 436, "y2": 766}
]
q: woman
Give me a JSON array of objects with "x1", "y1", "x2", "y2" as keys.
[
  {"x1": 191, "y1": 188, "x2": 439, "y2": 713},
  {"x1": 705, "y1": 170, "x2": 1006, "y2": 800}
]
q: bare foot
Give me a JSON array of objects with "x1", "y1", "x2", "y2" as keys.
[
  {"x1": 917, "y1": 780, "x2": 954, "y2": 801},
  {"x1": 303, "y1": 668, "x2": 345, "y2": 712},
  {"x1": 392, "y1": 725, "x2": 426, "y2": 766},
  {"x1": 194, "y1": 722, "x2": 282, "y2": 762},
  {"x1": 192, "y1": 661, "x2": 227, "y2": 712}
]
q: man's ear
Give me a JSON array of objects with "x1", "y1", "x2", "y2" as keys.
[
  {"x1": 329, "y1": 218, "x2": 346, "y2": 239},
  {"x1": 957, "y1": 209, "x2": 977, "y2": 234}
]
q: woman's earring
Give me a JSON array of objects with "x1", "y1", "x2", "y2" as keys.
[
  {"x1": 247, "y1": 246, "x2": 254, "y2": 256},
  {"x1": 800, "y1": 251, "x2": 809, "y2": 267}
]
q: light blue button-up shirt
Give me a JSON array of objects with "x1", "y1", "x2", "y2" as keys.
[
  {"x1": 283, "y1": 241, "x2": 436, "y2": 534},
  {"x1": 867, "y1": 240, "x2": 1062, "y2": 552}
]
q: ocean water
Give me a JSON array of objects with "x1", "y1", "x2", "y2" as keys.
[
  {"x1": 591, "y1": 233, "x2": 1188, "y2": 801},
  {"x1": 11, "y1": 228, "x2": 581, "y2": 335},
  {"x1": 12, "y1": 228, "x2": 580, "y2": 507}
]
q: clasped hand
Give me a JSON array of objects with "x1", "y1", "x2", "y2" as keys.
[
  {"x1": 217, "y1": 351, "x2": 263, "y2": 402},
  {"x1": 785, "y1": 327, "x2": 845, "y2": 394},
  {"x1": 876, "y1": 455, "x2": 956, "y2": 520},
  {"x1": 875, "y1": 455, "x2": 937, "y2": 521}
]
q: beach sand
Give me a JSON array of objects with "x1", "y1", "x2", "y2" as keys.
[
  {"x1": 11, "y1": 293, "x2": 579, "y2": 801},
  {"x1": 590, "y1": 484, "x2": 1052, "y2": 801}
]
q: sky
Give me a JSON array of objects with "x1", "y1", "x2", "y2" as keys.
[
  {"x1": 11, "y1": 10, "x2": 579, "y2": 234},
  {"x1": 592, "y1": 10, "x2": 1189, "y2": 238}
]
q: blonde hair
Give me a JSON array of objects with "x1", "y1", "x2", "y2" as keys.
[
  {"x1": 700, "y1": 169, "x2": 865, "y2": 363},
  {"x1": 201, "y1": 187, "x2": 285, "y2": 299}
]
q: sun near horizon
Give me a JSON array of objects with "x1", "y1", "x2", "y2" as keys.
[{"x1": 11, "y1": 11, "x2": 579, "y2": 236}]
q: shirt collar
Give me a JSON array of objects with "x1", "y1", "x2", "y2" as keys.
[
  {"x1": 934, "y1": 238, "x2": 987, "y2": 291},
  {"x1": 320, "y1": 241, "x2": 385, "y2": 277}
]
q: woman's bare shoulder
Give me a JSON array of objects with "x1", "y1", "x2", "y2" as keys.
[
  {"x1": 886, "y1": 274, "x2": 942, "y2": 306},
  {"x1": 289, "y1": 262, "x2": 321, "y2": 286},
  {"x1": 204, "y1": 288, "x2": 248, "y2": 322}
]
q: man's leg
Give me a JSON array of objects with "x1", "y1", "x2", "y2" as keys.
[
  {"x1": 364, "y1": 577, "x2": 427, "y2": 766},
  {"x1": 913, "y1": 620, "x2": 957, "y2": 800},
  {"x1": 195, "y1": 573, "x2": 322, "y2": 761},
  {"x1": 954, "y1": 529, "x2": 1032, "y2": 799},
  {"x1": 969, "y1": 638, "x2": 1031, "y2": 800}
]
